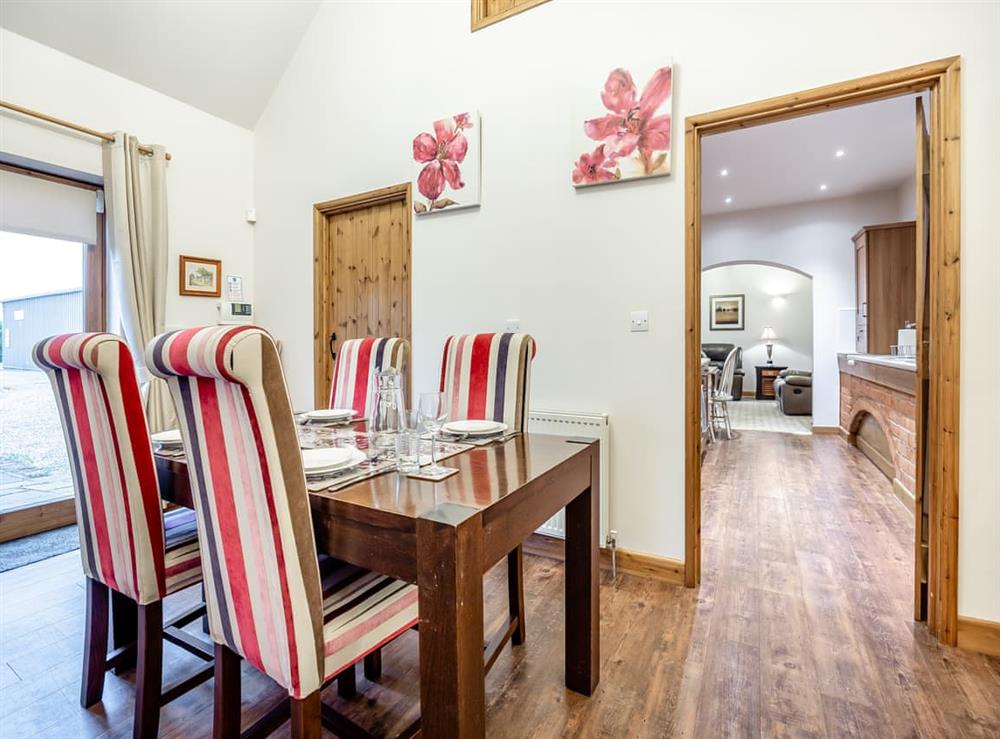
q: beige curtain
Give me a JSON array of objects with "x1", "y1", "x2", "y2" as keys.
[{"x1": 102, "y1": 132, "x2": 175, "y2": 432}]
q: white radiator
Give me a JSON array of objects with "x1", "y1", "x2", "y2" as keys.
[{"x1": 527, "y1": 409, "x2": 609, "y2": 545}]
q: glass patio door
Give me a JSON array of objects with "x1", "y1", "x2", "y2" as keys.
[{"x1": 0, "y1": 164, "x2": 105, "y2": 544}]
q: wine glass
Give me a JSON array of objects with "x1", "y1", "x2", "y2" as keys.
[{"x1": 418, "y1": 392, "x2": 448, "y2": 475}]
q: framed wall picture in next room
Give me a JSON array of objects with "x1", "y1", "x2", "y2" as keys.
[{"x1": 709, "y1": 293, "x2": 745, "y2": 331}]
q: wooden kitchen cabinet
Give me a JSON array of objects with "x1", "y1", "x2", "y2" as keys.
[{"x1": 853, "y1": 221, "x2": 916, "y2": 354}]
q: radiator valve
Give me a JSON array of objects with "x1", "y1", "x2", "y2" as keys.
[{"x1": 606, "y1": 530, "x2": 618, "y2": 578}]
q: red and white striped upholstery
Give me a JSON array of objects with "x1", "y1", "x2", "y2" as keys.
[
  {"x1": 329, "y1": 337, "x2": 408, "y2": 416},
  {"x1": 147, "y1": 326, "x2": 417, "y2": 699},
  {"x1": 32, "y1": 333, "x2": 201, "y2": 605},
  {"x1": 439, "y1": 333, "x2": 537, "y2": 432}
]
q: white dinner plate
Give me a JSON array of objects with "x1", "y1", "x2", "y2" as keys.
[
  {"x1": 151, "y1": 429, "x2": 183, "y2": 446},
  {"x1": 301, "y1": 447, "x2": 364, "y2": 474},
  {"x1": 303, "y1": 408, "x2": 357, "y2": 422},
  {"x1": 442, "y1": 420, "x2": 508, "y2": 437}
]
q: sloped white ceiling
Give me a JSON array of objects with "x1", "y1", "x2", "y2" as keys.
[{"x1": 0, "y1": 0, "x2": 320, "y2": 129}]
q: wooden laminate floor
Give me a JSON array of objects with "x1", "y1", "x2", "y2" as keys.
[{"x1": 1, "y1": 431, "x2": 998, "y2": 737}]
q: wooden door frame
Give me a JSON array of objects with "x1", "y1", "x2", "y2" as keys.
[
  {"x1": 312, "y1": 183, "x2": 412, "y2": 408},
  {"x1": 684, "y1": 57, "x2": 962, "y2": 645},
  {"x1": 0, "y1": 161, "x2": 106, "y2": 542}
]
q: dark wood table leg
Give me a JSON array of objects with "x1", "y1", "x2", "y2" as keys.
[
  {"x1": 507, "y1": 546, "x2": 526, "y2": 646},
  {"x1": 417, "y1": 504, "x2": 486, "y2": 739},
  {"x1": 564, "y1": 446, "x2": 600, "y2": 695},
  {"x1": 110, "y1": 589, "x2": 138, "y2": 674}
]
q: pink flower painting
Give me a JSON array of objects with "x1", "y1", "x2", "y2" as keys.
[
  {"x1": 412, "y1": 111, "x2": 481, "y2": 215},
  {"x1": 573, "y1": 65, "x2": 673, "y2": 187}
]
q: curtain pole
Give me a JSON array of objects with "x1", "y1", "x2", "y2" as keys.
[{"x1": 0, "y1": 99, "x2": 172, "y2": 160}]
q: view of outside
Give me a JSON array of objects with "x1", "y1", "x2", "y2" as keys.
[{"x1": 0, "y1": 230, "x2": 84, "y2": 515}]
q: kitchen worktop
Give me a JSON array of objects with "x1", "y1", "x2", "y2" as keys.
[{"x1": 842, "y1": 353, "x2": 916, "y2": 371}]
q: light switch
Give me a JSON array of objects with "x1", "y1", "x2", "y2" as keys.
[
  {"x1": 505, "y1": 318, "x2": 521, "y2": 331},
  {"x1": 630, "y1": 310, "x2": 649, "y2": 332}
]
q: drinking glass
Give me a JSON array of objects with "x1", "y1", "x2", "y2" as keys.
[
  {"x1": 418, "y1": 392, "x2": 448, "y2": 475},
  {"x1": 360, "y1": 431, "x2": 382, "y2": 469},
  {"x1": 396, "y1": 411, "x2": 421, "y2": 473}
]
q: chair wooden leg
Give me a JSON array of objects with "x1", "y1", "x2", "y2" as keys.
[
  {"x1": 363, "y1": 650, "x2": 382, "y2": 681},
  {"x1": 111, "y1": 589, "x2": 138, "y2": 674},
  {"x1": 507, "y1": 546, "x2": 526, "y2": 646},
  {"x1": 133, "y1": 601, "x2": 163, "y2": 739},
  {"x1": 201, "y1": 583, "x2": 210, "y2": 633},
  {"x1": 290, "y1": 691, "x2": 321, "y2": 739},
  {"x1": 213, "y1": 643, "x2": 242, "y2": 739},
  {"x1": 337, "y1": 662, "x2": 357, "y2": 698},
  {"x1": 81, "y1": 578, "x2": 109, "y2": 707}
]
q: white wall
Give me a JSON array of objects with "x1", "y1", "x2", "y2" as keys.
[
  {"x1": 702, "y1": 191, "x2": 900, "y2": 425},
  {"x1": 0, "y1": 30, "x2": 255, "y2": 329},
  {"x1": 253, "y1": 1, "x2": 999, "y2": 620},
  {"x1": 701, "y1": 264, "x2": 813, "y2": 395},
  {"x1": 896, "y1": 176, "x2": 917, "y2": 221}
]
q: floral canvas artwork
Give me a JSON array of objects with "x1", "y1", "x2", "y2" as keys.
[
  {"x1": 411, "y1": 111, "x2": 481, "y2": 215},
  {"x1": 572, "y1": 65, "x2": 673, "y2": 187}
]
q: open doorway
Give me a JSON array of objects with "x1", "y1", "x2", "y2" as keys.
[
  {"x1": 702, "y1": 262, "x2": 814, "y2": 436},
  {"x1": 685, "y1": 58, "x2": 961, "y2": 647}
]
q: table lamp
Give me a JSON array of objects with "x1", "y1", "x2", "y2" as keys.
[{"x1": 760, "y1": 326, "x2": 778, "y2": 364}]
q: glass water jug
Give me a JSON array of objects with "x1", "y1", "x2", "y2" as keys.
[{"x1": 368, "y1": 368, "x2": 407, "y2": 457}]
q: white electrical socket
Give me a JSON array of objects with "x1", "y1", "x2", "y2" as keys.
[
  {"x1": 505, "y1": 318, "x2": 521, "y2": 331},
  {"x1": 630, "y1": 310, "x2": 649, "y2": 332}
]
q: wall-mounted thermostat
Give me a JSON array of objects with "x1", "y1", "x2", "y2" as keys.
[{"x1": 218, "y1": 301, "x2": 254, "y2": 325}]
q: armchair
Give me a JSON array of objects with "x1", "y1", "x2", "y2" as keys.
[{"x1": 775, "y1": 369, "x2": 813, "y2": 416}]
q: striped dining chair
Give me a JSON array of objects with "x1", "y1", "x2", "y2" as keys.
[
  {"x1": 329, "y1": 336, "x2": 408, "y2": 416},
  {"x1": 32, "y1": 333, "x2": 211, "y2": 739},
  {"x1": 147, "y1": 325, "x2": 419, "y2": 738},
  {"x1": 439, "y1": 332, "x2": 536, "y2": 656}
]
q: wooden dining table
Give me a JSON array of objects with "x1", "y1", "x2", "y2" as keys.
[{"x1": 148, "y1": 430, "x2": 601, "y2": 738}]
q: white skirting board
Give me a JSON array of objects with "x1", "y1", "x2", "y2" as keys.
[{"x1": 528, "y1": 409, "x2": 609, "y2": 546}]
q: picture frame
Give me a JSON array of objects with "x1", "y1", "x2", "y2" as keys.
[
  {"x1": 572, "y1": 64, "x2": 673, "y2": 187},
  {"x1": 179, "y1": 255, "x2": 222, "y2": 297},
  {"x1": 709, "y1": 294, "x2": 745, "y2": 331},
  {"x1": 411, "y1": 111, "x2": 481, "y2": 215}
]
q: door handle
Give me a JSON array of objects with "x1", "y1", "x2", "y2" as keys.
[{"x1": 328, "y1": 332, "x2": 337, "y2": 361}]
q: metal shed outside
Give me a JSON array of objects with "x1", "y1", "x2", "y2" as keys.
[{"x1": 1, "y1": 289, "x2": 82, "y2": 369}]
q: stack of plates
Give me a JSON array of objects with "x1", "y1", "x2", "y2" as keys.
[
  {"x1": 301, "y1": 447, "x2": 365, "y2": 478},
  {"x1": 151, "y1": 429, "x2": 184, "y2": 450},
  {"x1": 441, "y1": 420, "x2": 508, "y2": 437},
  {"x1": 301, "y1": 408, "x2": 357, "y2": 425}
]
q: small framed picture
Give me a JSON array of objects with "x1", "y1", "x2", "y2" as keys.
[
  {"x1": 709, "y1": 294, "x2": 745, "y2": 331},
  {"x1": 179, "y1": 255, "x2": 222, "y2": 297}
]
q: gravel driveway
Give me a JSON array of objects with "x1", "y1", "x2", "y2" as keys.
[{"x1": 0, "y1": 367, "x2": 74, "y2": 512}]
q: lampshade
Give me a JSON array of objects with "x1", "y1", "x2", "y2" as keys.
[{"x1": 760, "y1": 326, "x2": 777, "y2": 341}]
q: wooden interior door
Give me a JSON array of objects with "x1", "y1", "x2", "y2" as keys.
[
  {"x1": 913, "y1": 97, "x2": 931, "y2": 622},
  {"x1": 312, "y1": 184, "x2": 412, "y2": 408}
]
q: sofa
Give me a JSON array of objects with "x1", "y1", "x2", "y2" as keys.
[
  {"x1": 775, "y1": 369, "x2": 812, "y2": 415},
  {"x1": 701, "y1": 343, "x2": 744, "y2": 400}
]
